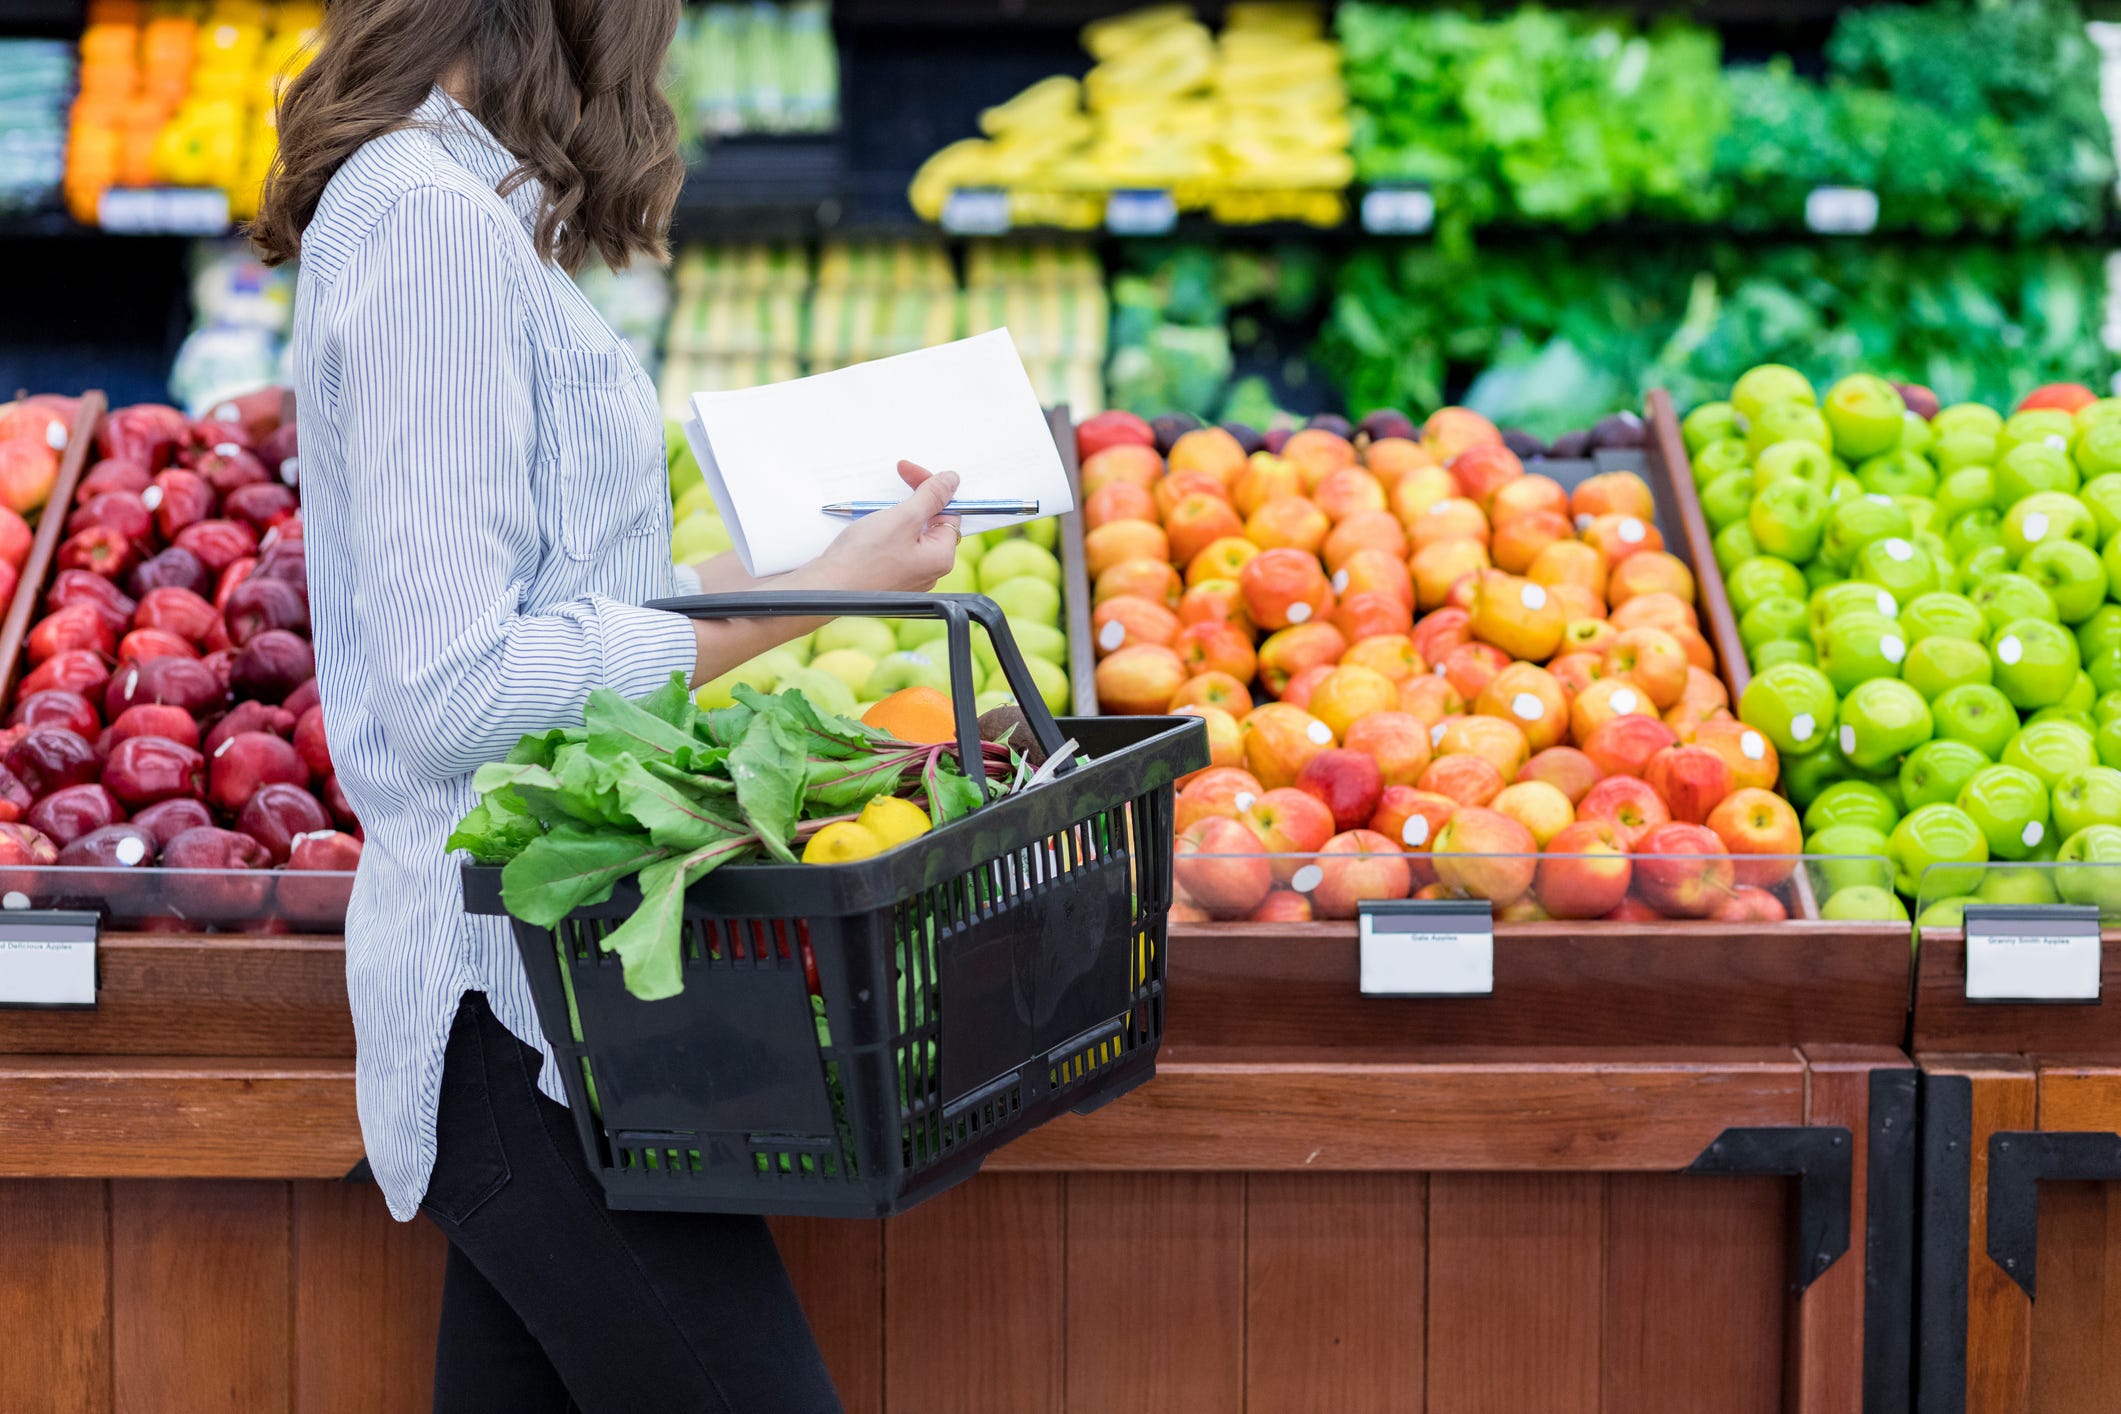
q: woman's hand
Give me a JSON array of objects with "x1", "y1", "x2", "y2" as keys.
[{"x1": 810, "y1": 461, "x2": 962, "y2": 593}]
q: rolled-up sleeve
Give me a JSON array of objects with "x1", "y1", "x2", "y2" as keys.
[{"x1": 332, "y1": 186, "x2": 696, "y2": 781}]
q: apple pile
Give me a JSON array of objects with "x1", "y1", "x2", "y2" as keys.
[
  {"x1": 1072, "y1": 406, "x2": 1801, "y2": 924},
  {"x1": 1687, "y1": 367, "x2": 2121, "y2": 921},
  {"x1": 0, "y1": 394, "x2": 360, "y2": 923},
  {"x1": 0, "y1": 394, "x2": 91, "y2": 615}
]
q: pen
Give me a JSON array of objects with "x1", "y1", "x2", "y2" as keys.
[{"x1": 819, "y1": 498, "x2": 1042, "y2": 518}]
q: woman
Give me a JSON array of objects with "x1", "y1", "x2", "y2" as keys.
[{"x1": 251, "y1": 3, "x2": 956, "y2": 1408}]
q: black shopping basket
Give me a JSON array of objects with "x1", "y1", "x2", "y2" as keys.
[{"x1": 462, "y1": 591, "x2": 1207, "y2": 1217}]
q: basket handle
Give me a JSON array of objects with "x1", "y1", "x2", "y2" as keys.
[{"x1": 645, "y1": 591, "x2": 1072, "y2": 797}]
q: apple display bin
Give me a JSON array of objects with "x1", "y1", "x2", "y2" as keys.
[
  {"x1": 464, "y1": 591, "x2": 1207, "y2": 1219},
  {"x1": 0, "y1": 862, "x2": 353, "y2": 929}
]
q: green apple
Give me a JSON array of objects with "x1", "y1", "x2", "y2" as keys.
[
  {"x1": 2021, "y1": 539, "x2": 2108, "y2": 623},
  {"x1": 1733, "y1": 365, "x2": 1817, "y2": 424},
  {"x1": 2099, "y1": 689, "x2": 2121, "y2": 724},
  {"x1": 1822, "y1": 884, "x2": 1910, "y2": 922},
  {"x1": 974, "y1": 689, "x2": 1016, "y2": 714},
  {"x1": 1824, "y1": 374, "x2": 1907, "y2": 460},
  {"x1": 2055, "y1": 824, "x2": 2121, "y2": 914},
  {"x1": 1901, "y1": 410, "x2": 1934, "y2": 458},
  {"x1": 2029, "y1": 708, "x2": 2098, "y2": 735},
  {"x1": 1005, "y1": 618, "x2": 1068, "y2": 666},
  {"x1": 1978, "y1": 868, "x2": 2061, "y2": 906},
  {"x1": 1751, "y1": 439, "x2": 1837, "y2": 493},
  {"x1": 1747, "y1": 402, "x2": 1831, "y2": 458},
  {"x1": 987, "y1": 577, "x2": 1063, "y2": 624},
  {"x1": 978, "y1": 540, "x2": 1061, "y2": 591},
  {"x1": 1856, "y1": 449, "x2": 1938, "y2": 499},
  {"x1": 814, "y1": 617, "x2": 900, "y2": 661},
  {"x1": 1740, "y1": 595, "x2": 1810, "y2": 653},
  {"x1": 1853, "y1": 536, "x2": 1941, "y2": 602},
  {"x1": 1739, "y1": 661, "x2": 1839, "y2": 756},
  {"x1": 2082, "y1": 608, "x2": 2121, "y2": 671},
  {"x1": 1971, "y1": 573, "x2": 2058, "y2": 632},
  {"x1": 2055, "y1": 766, "x2": 2121, "y2": 839},
  {"x1": 1817, "y1": 612, "x2": 1908, "y2": 695},
  {"x1": 2075, "y1": 421, "x2": 2121, "y2": 480},
  {"x1": 1933, "y1": 427, "x2": 1998, "y2": 474},
  {"x1": 1023, "y1": 654, "x2": 1070, "y2": 714},
  {"x1": 1808, "y1": 824, "x2": 1896, "y2": 894},
  {"x1": 1693, "y1": 438, "x2": 1755, "y2": 487},
  {"x1": 1830, "y1": 473, "x2": 1864, "y2": 503},
  {"x1": 1902, "y1": 738, "x2": 1991, "y2": 809},
  {"x1": 775, "y1": 665, "x2": 859, "y2": 719},
  {"x1": 1936, "y1": 402, "x2": 2006, "y2": 439},
  {"x1": 2064, "y1": 675, "x2": 2102, "y2": 719},
  {"x1": 2004, "y1": 491, "x2": 2100, "y2": 557},
  {"x1": 1918, "y1": 896, "x2": 1982, "y2": 927},
  {"x1": 896, "y1": 617, "x2": 948, "y2": 651},
  {"x1": 2079, "y1": 472, "x2": 2121, "y2": 543},
  {"x1": 1753, "y1": 639, "x2": 1817, "y2": 670},
  {"x1": 1804, "y1": 780, "x2": 1901, "y2": 835},
  {"x1": 2077, "y1": 397, "x2": 2121, "y2": 431},
  {"x1": 1820, "y1": 494, "x2": 1913, "y2": 571},
  {"x1": 1932, "y1": 683, "x2": 2020, "y2": 759},
  {"x1": 1916, "y1": 530, "x2": 1956, "y2": 577},
  {"x1": 1727, "y1": 556, "x2": 1809, "y2": 617},
  {"x1": 1701, "y1": 471, "x2": 1757, "y2": 533},
  {"x1": 1903, "y1": 636, "x2": 1994, "y2": 700},
  {"x1": 1683, "y1": 402, "x2": 1747, "y2": 455},
  {"x1": 2002, "y1": 719, "x2": 2099, "y2": 788},
  {"x1": 1749, "y1": 481, "x2": 1830, "y2": 563},
  {"x1": 1021, "y1": 518, "x2": 1059, "y2": 552},
  {"x1": 1934, "y1": 465, "x2": 1997, "y2": 523},
  {"x1": 1957, "y1": 763, "x2": 2052, "y2": 859},
  {"x1": 1947, "y1": 508, "x2": 2005, "y2": 562},
  {"x1": 1713, "y1": 522, "x2": 1760, "y2": 574},
  {"x1": 1900, "y1": 591, "x2": 1988, "y2": 644},
  {"x1": 2108, "y1": 530, "x2": 2121, "y2": 602},
  {"x1": 2103, "y1": 717, "x2": 2121, "y2": 770},
  {"x1": 1838, "y1": 678, "x2": 1932, "y2": 770},
  {"x1": 1991, "y1": 618, "x2": 2082, "y2": 710},
  {"x1": 670, "y1": 509, "x2": 733, "y2": 564},
  {"x1": 1995, "y1": 441, "x2": 2079, "y2": 505},
  {"x1": 934, "y1": 560, "x2": 978, "y2": 595},
  {"x1": 1997, "y1": 408, "x2": 2077, "y2": 461},
  {"x1": 966, "y1": 627, "x2": 1003, "y2": 680},
  {"x1": 694, "y1": 646, "x2": 805, "y2": 708},
  {"x1": 1893, "y1": 494, "x2": 1940, "y2": 536},
  {"x1": 1810, "y1": 581, "x2": 1901, "y2": 638},
  {"x1": 1783, "y1": 746, "x2": 1854, "y2": 810},
  {"x1": 809, "y1": 648, "x2": 879, "y2": 696},
  {"x1": 1889, "y1": 802, "x2": 1990, "y2": 897},
  {"x1": 864, "y1": 649, "x2": 951, "y2": 698},
  {"x1": 2091, "y1": 649, "x2": 2121, "y2": 699},
  {"x1": 1805, "y1": 559, "x2": 1841, "y2": 592}
]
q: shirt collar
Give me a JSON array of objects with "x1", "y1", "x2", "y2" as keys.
[{"x1": 410, "y1": 85, "x2": 543, "y2": 231}]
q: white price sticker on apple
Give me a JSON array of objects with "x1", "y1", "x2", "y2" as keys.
[
  {"x1": 1964, "y1": 904, "x2": 2102, "y2": 1003},
  {"x1": 1359, "y1": 900, "x2": 1493, "y2": 997}
]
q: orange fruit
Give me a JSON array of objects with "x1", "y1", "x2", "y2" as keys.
[{"x1": 862, "y1": 687, "x2": 957, "y2": 744}]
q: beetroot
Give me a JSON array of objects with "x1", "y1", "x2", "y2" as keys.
[
  {"x1": 20, "y1": 651, "x2": 110, "y2": 704},
  {"x1": 103, "y1": 655, "x2": 225, "y2": 721},
  {"x1": 231, "y1": 630, "x2": 314, "y2": 703},
  {"x1": 0, "y1": 822, "x2": 59, "y2": 865},
  {"x1": 202, "y1": 701, "x2": 296, "y2": 757},
  {"x1": 283, "y1": 678, "x2": 320, "y2": 718},
  {"x1": 104, "y1": 735, "x2": 205, "y2": 809},
  {"x1": 107, "y1": 704, "x2": 201, "y2": 751},
  {"x1": 78, "y1": 458, "x2": 153, "y2": 501},
  {"x1": 208, "y1": 731, "x2": 307, "y2": 812},
  {"x1": 97, "y1": 405, "x2": 187, "y2": 469},
  {"x1": 238, "y1": 782, "x2": 330, "y2": 863},
  {"x1": 195, "y1": 446, "x2": 270, "y2": 496},
  {"x1": 27, "y1": 785, "x2": 123, "y2": 847},
  {"x1": 47, "y1": 569, "x2": 137, "y2": 637},
  {"x1": 292, "y1": 706, "x2": 330, "y2": 779},
  {"x1": 57, "y1": 823, "x2": 156, "y2": 869},
  {"x1": 5, "y1": 729, "x2": 100, "y2": 795},
  {"x1": 173, "y1": 519, "x2": 257, "y2": 573},
  {"x1": 133, "y1": 586, "x2": 218, "y2": 644},
  {"x1": 57, "y1": 525, "x2": 137, "y2": 580},
  {"x1": 223, "y1": 482, "x2": 298, "y2": 533},
  {"x1": 116, "y1": 628, "x2": 198, "y2": 666},
  {"x1": 128, "y1": 546, "x2": 212, "y2": 599},
  {"x1": 9, "y1": 690, "x2": 100, "y2": 740},
  {"x1": 66, "y1": 492, "x2": 153, "y2": 543},
  {"x1": 131, "y1": 798, "x2": 212, "y2": 851},
  {"x1": 223, "y1": 575, "x2": 308, "y2": 644}
]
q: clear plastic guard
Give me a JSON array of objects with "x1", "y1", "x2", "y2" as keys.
[
  {"x1": 1170, "y1": 851, "x2": 1893, "y2": 925},
  {"x1": 0, "y1": 866, "x2": 356, "y2": 933},
  {"x1": 1915, "y1": 861, "x2": 2121, "y2": 930}
]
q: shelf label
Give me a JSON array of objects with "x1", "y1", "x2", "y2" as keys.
[
  {"x1": 0, "y1": 911, "x2": 100, "y2": 1008},
  {"x1": 1805, "y1": 186, "x2": 1879, "y2": 235},
  {"x1": 1964, "y1": 904, "x2": 2102, "y2": 1004},
  {"x1": 1360, "y1": 184, "x2": 1435, "y2": 235},
  {"x1": 1105, "y1": 188, "x2": 1177, "y2": 237},
  {"x1": 97, "y1": 187, "x2": 232, "y2": 236},
  {"x1": 940, "y1": 187, "x2": 1010, "y2": 236},
  {"x1": 1358, "y1": 900, "x2": 1493, "y2": 998}
]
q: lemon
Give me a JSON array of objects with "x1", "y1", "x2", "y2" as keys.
[
  {"x1": 856, "y1": 796, "x2": 932, "y2": 849},
  {"x1": 802, "y1": 822, "x2": 884, "y2": 864}
]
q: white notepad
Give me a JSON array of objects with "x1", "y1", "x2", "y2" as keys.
[{"x1": 681, "y1": 328, "x2": 1073, "y2": 578}]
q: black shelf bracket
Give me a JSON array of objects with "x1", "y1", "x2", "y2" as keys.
[
  {"x1": 1865, "y1": 1069, "x2": 1919, "y2": 1414},
  {"x1": 1916, "y1": 1073, "x2": 1971, "y2": 1414},
  {"x1": 1687, "y1": 1124, "x2": 1853, "y2": 1295},
  {"x1": 1986, "y1": 1130, "x2": 2121, "y2": 1300}
]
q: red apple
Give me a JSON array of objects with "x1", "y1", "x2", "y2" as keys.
[
  {"x1": 1246, "y1": 889, "x2": 1313, "y2": 923},
  {"x1": 45, "y1": 569, "x2": 136, "y2": 637},
  {"x1": 1630, "y1": 822, "x2": 1735, "y2": 919},
  {"x1": 1535, "y1": 820, "x2": 1633, "y2": 919},
  {"x1": 1713, "y1": 886, "x2": 1788, "y2": 922},
  {"x1": 1642, "y1": 745, "x2": 1733, "y2": 826},
  {"x1": 1705, "y1": 787, "x2": 1802, "y2": 890},
  {"x1": 1175, "y1": 817, "x2": 1274, "y2": 917},
  {"x1": 1430, "y1": 805, "x2": 1537, "y2": 905},
  {"x1": 20, "y1": 651, "x2": 110, "y2": 703},
  {"x1": 107, "y1": 704, "x2": 201, "y2": 751},
  {"x1": 1580, "y1": 712, "x2": 1679, "y2": 779},
  {"x1": 1576, "y1": 775, "x2": 1671, "y2": 847},
  {"x1": 1241, "y1": 787, "x2": 1337, "y2": 882},
  {"x1": 1516, "y1": 746, "x2": 1602, "y2": 805},
  {"x1": 208, "y1": 731, "x2": 309, "y2": 813},
  {"x1": 1308, "y1": 829, "x2": 1413, "y2": 918},
  {"x1": 1294, "y1": 748, "x2": 1386, "y2": 834},
  {"x1": 8, "y1": 690, "x2": 99, "y2": 740},
  {"x1": 236, "y1": 783, "x2": 332, "y2": 865}
]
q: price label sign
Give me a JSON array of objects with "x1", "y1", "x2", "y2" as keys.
[
  {"x1": 97, "y1": 187, "x2": 232, "y2": 236},
  {"x1": 0, "y1": 911, "x2": 100, "y2": 1009},
  {"x1": 1360, "y1": 185, "x2": 1435, "y2": 235},
  {"x1": 1805, "y1": 186, "x2": 1879, "y2": 236},
  {"x1": 1357, "y1": 900, "x2": 1493, "y2": 998},
  {"x1": 940, "y1": 187, "x2": 1010, "y2": 236},
  {"x1": 1964, "y1": 904, "x2": 2103, "y2": 1004},
  {"x1": 1105, "y1": 188, "x2": 1178, "y2": 236}
]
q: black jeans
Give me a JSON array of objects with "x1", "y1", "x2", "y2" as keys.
[{"x1": 421, "y1": 991, "x2": 844, "y2": 1414}]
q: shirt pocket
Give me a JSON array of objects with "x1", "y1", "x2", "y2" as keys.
[{"x1": 533, "y1": 343, "x2": 665, "y2": 563}]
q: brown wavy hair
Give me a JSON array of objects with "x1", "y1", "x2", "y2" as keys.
[{"x1": 250, "y1": 0, "x2": 684, "y2": 274}]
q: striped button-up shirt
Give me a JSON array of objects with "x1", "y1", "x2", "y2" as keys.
[{"x1": 292, "y1": 88, "x2": 700, "y2": 1220}]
